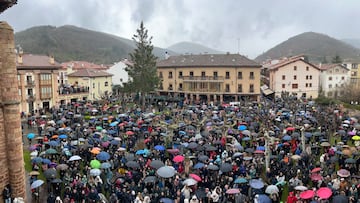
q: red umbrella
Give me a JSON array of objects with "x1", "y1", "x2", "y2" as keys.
[
  {"x1": 226, "y1": 188, "x2": 240, "y2": 194},
  {"x1": 173, "y1": 155, "x2": 185, "y2": 163},
  {"x1": 311, "y1": 167, "x2": 322, "y2": 173},
  {"x1": 167, "y1": 148, "x2": 180, "y2": 154},
  {"x1": 317, "y1": 187, "x2": 332, "y2": 199},
  {"x1": 126, "y1": 131, "x2": 134, "y2": 136},
  {"x1": 310, "y1": 173, "x2": 323, "y2": 181},
  {"x1": 254, "y1": 150, "x2": 265, "y2": 154},
  {"x1": 144, "y1": 138, "x2": 151, "y2": 144},
  {"x1": 286, "y1": 127, "x2": 295, "y2": 131},
  {"x1": 189, "y1": 173, "x2": 202, "y2": 182},
  {"x1": 337, "y1": 169, "x2": 350, "y2": 177},
  {"x1": 300, "y1": 190, "x2": 315, "y2": 199}
]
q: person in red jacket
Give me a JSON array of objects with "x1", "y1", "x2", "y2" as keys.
[{"x1": 286, "y1": 191, "x2": 297, "y2": 203}]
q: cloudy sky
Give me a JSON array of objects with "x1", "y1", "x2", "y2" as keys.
[{"x1": 1, "y1": 0, "x2": 359, "y2": 58}]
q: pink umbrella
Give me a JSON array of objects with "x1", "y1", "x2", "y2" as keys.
[
  {"x1": 317, "y1": 187, "x2": 332, "y2": 199},
  {"x1": 226, "y1": 188, "x2": 240, "y2": 194},
  {"x1": 310, "y1": 173, "x2": 323, "y2": 181},
  {"x1": 311, "y1": 167, "x2": 322, "y2": 173},
  {"x1": 189, "y1": 173, "x2": 202, "y2": 182},
  {"x1": 167, "y1": 148, "x2": 180, "y2": 154},
  {"x1": 102, "y1": 141, "x2": 110, "y2": 148},
  {"x1": 348, "y1": 131, "x2": 356, "y2": 136},
  {"x1": 300, "y1": 190, "x2": 315, "y2": 199},
  {"x1": 173, "y1": 155, "x2": 185, "y2": 163},
  {"x1": 337, "y1": 169, "x2": 350, "y2": 177}
]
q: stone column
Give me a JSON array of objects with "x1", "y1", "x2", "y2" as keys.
[{"x1": 0, "y1": 21, "x2": 26, "y2": 200}]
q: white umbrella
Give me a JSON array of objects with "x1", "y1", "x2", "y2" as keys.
[
  {"x1": 30, "y1": 150, "x2": 38, "y2": 157},
  {"x1": 69, "y1": 155, "x2": 82, "y2": 161},
  {"x1": 294, "y1": 185, "x2": 308, "y2": 191},
  {"x1": 156, "y1": 166, "x2": 176, "y2": 178},
  {"x1": 31, "y1": 180, "x2": 44, "y2": 189},
  {"x1": 90, "y1": 168, "x2": 101, "y2": 176},
  {"x1": 183, "y1": 178, "x2": 198, "y2": 186},
  {"x1": 265, "y1": 185, "x2": 279, "y2": 194}
]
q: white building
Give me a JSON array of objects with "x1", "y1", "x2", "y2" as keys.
[
  {"x1": 107, "y1": 59, "x2": 131, "y2": 86},
  {"x1": 319, "y1": 64, "x2": 350, "y2": 98}
]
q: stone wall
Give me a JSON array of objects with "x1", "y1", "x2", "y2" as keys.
[{"x1": 0, "y1": 21, "x2": 26, "y2": 201}]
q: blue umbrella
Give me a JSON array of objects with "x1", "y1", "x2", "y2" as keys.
[
  {"x1": 49, "y1": 140, "x2": 60, "y2": 147},
  {"x1": 305, "y1": 132, "x2": 313, "y2": 138},
  {"x1": 31, "y1": 157, "x2": 43, "y2": 164},
  {"x1": 234, "y1": 177, "x2": 248, "y2": 184},
  {"x1": 256, "y1": 146, "x2": 265, "y2": 151},
  {"x1": 179, "y1": 131, "x2": 186, "y2": 136},
  {"x1": 136, "y1": 150, "x2": 144, "y2": 155},
  {"x1": 27, "y1": 133, "x2": 35, "y2": 139},
  {"x1": 42, "y1": 158, "x2": 51, "y2": 164},
  {"x1": 238, "y1": 125, "x2": 247, "y2": 131},
  {"x1": 282, "y1": 135, "x2": 292, "y2": 141},
  {"x1": 107, "y1": 130, "x2": 117, "y2": 135},
  {"x1": 110, "y1": 139, "x2": 120, "y2": 145},
  {"x1": 96, "y1": 151, "x2": 111, "y2": 161},
  {"x1": 193, "y1": 162, "x2": 205, "y2": 169},
  {"x1": 154, "y1": 145, "x2": 165, "y2": 151},
  {"x1": 160, "y1": 198, "x2": 174, "y2": 203},
  {"x1": 256, "y1": 194, "x2": 271, "y2": 203},
  {"x1": 109, "y1": 121, "x2": 118, "y2": 127},
  {"x1": 59, "y1": 134, "x2": 67, "y2": 139},
  {"x1": 31, "y1": 180, "x2": 44, "y2": 189},
  {"x1": 250, "y1": 179, "x2": 264, "y2": 189},
  {"x1": 101, "y1": 162, "x2": 112, "y2": 169},
  {"x1": 242, "y1": 137, "x2": 251, "y2": 141}
]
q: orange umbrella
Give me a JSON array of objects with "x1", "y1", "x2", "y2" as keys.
[
  {"x1": 342, "y1": 149, "x2": 352, "y2": 156},
  {"x1": 51, "y1": 135, "x2": 58, "y2": 139},
  {"x1": 90, "y1": 147, "x2": 101, "y2": 154}
]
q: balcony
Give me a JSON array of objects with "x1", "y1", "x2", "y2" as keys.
[
  {"x1": 25, "y1": 80, "x2": 35, "y2": 87},
  {"x1": 182, "y1": 76, "x2": 224, "y2": 81},
  {"x1": 26, "y1": 94, "x2": 35, "y2": 102},
  {"x1": 59, "y1": 86, "x2": 89, "y2": 95},
  {"x1": 40, "y1": 93, "x2": 51, "y2": 100}
]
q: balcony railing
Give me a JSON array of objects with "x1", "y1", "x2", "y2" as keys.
[
  {"x1": 25, "y1": 80, "x2": 35, "y2": 87},
  {"x1": 40, "y1": 93, "x2": 52, "y2": 99},
  {"x1": 182, "y1": 76, "x2": 224, "y2": 81},
  {"x1": 26, "y1": 94, "x2": 35, "y2": 102},
  {"x1": 59, "y1": 86, "x2": 89, "y2": 95}
]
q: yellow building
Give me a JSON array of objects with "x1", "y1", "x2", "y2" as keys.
[
  {"x1": 16, "y1": 53, "x2": 61, "y2": 114},
  {"x1": 156, "y1": 53, "x2": 261, "y2": 103},
  {"x1": 67, "y1": 69, "x2": 113, "y2": 100}
]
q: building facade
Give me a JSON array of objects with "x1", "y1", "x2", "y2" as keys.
[
  {"x1": 156, "y1": 54, "x2": 261, "y2": 103},
  {"x1": 17, "y1": 53, "x2": 62, "y2": 114},
  {"x1": 343, "y1": 62, "x2": 360, "y2": 87},
  {"x1": 319, "y1": 64, "x2": 350, "y2": 98},
  {"x1": 67, "y1": 69, "x2": 113, "y2": 100},
  {"x1": 266, "y1": 56, "x2": 320, "y2": 99}
]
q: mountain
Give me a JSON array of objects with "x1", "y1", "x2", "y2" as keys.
[
  {"x1": 342, "y1": 38, "x2": 360, "y2": 49},
  {"x1": 167, "y1": 41, "x2": 223, "y2": 55},
  {"x1": 255, "y1": 32, "x2": 360, "y2": 63},
  {"x1": 14, "y1": 25, "x2": 175, "y2": 64}
]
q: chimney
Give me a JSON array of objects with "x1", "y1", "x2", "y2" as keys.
[
  {"x1": 49, "y1": 55, "x2": 55, "y2": 65},
  {"x1": 17, "y1": 47, "x2": 23, "y2": 64},
  {"x1": 165, "y1": 51, "x2": 170, "y2": 60}
]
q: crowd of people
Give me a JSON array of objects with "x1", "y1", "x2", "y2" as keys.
[{"x1": 25, "y1": 95, "x2": 360, "y2": 203}]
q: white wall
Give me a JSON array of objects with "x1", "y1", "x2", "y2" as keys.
[{"x1": 107, "y1": 60, "x2": 129, "y2": 86}]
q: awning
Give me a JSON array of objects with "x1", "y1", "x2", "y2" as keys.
[{"x1": 262, "y1": 89, "x2": 274, "y2": 96}]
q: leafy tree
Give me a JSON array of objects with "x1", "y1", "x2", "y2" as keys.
[
  {"x1": 332, "y1": 55, "x2": 343, "y2": 63},
  {"x1": 125, "y1": 22, "x2": 160, "y2": 107}
]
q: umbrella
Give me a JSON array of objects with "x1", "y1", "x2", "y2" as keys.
[
  {"x1": 234, "y1": 177, "x2": 248, "y2": 184},
  {"x1": 56, "y1": 164, "x2": 69, "y2": 170},
  {"x1": 125, "y1": 154, "x2": 135, "y2": 161},
  {"x1": 291, "y1": 155, "x2": 302, "y2": 160},
  {"x1": 51, "y1": 178, "x2": 62, "y2": 184},
  {"x1": 30, "y1": 180, "x2": 44, "y2": 189},
  {"x1": 45, "y1": 148, "x2": 57, "y2": 155},
  {"x1": 187, "y1": 142, "x2": 198, "y2": 149},
  {"x1": 31, "y1": 157, "x2": 43, "y2": 164},
  {"x1": 317, "y1": 187, "x2": 332, "y2": 199},
  {"x1": 42, "y1": 158, "x2": 51, "y2": 164},
  {"x1": 352, "y1": 135, "x2": 360, "y2": 141},
  {"x1": 101, "y1": 162, "x2": 111, "y2": 169},
  {"x1": 207, "y1": 164, "x2": 219, "y2": 170},
  {"x1": 205, "y1": 145, "x2": 217, "y2": 151},
  {"x1": 43, "y1": 168, "x2": 57, "y2": 179},
  {"x1": 300, "y1": 190, "x2": 315, "y2": 200},
  {"x1": 96, "y1": 151, "x2": 111, "y2": 161},
  {"x1": 311, "y1": 167, "x2": 322, "y2": 173},
  {"x1": 282, "y1": 135, "x2": 292, "y2": 141},
  {"x1": 320, "y1": 142, "x2": 331, "y2": 147},
  {"x1": 226, "y1": 188, "x2": 240, "y2": 194},
  {"x1": 311, "y1": 173, "x2": 323, "y2": 181},
  {"x1": 243, "y1": 156, "x2": 253, "y2": 161},
  {"x1": 245, "y1": 148, "x2": 254, "y2": 153},
  {"x1": 345, "y1": 158, "x2": 356, "y2": 164},
  {"x1": 331, "y1": 195, "x2": 348, "y2": 203},
  {"x1": 294, "y1": 185, "x2": 308, "y2": 191},
  {"x1": 173, "y1": 155, "x2": 185, "y2": 163},
  {"x1": 144, "y1": 176, "x2": 157, "y2": 183},
  {"x1": 242, "y1": 137, "x2": 251, "y2": 141},
  {"x1": 49, "y1": 140, "x2": 60, "y2": 147},
  {"x1": 101, "y1": 141, "x2": 110, "y2": 148},
  {"x1": 265, "y1": 185, "x2": 279, "y2": 194},
  {"x1": 159, "y1": 198, "x2": 174, "y2": 203},
  {"x1": 193, "y1": 162, "x2": 205, "y2": 169},
  {"x1": 156, "y1": 166, "x2": 176, "y2": 178},
  {"x1": 126, "y1": 131, "x2": 134, "y2": 136},
  {"x1": 189, "y1": 173, "x2": 202, "y2": 182},
  {"x1": 150, "y1": 160, "x2": 165, "y2": 169},
  {"x1": 27, "y1": 133, "x2": 36, "y2": 139},
  {"x1": 69, "y1": 155, "x2": 81, "y2": 161},
  {"x1": 29, "y1": 171, "x2": 40, "y2": 176},
  {"x1": 220, "y1": 163, "x2": 232, "y2": 173},
  {"x1": 256, "y1": 194, "x2": 271, "y2": 203},
  {"x1": 249, "y1": 179, "x2": 264, "y2": 189},
  {"x1": 342, "y1": 149, "x2": 352, "y2": 156},
  {"x1": 59, "y1": 134, "x2": 67, "y2": 139},
  {"x1": 198, "y1": 155, "x2": 209, "y2": 162},
  {"x1": 154, "y1": 145, "x2": 165, "y2": 151},
  {"x1": 286, "y1": 126, "x2": 295, "y2": 131},
  {"x1": 167, "y1": 148, "x2": 180, "y2": 154},
  {"x1": 242, "y1": 130, "x2": 251, "y2": 136},
  {"x1": 90, "y1": 168, "x2": 101, "y2": 176},
  {"x1": 126, "y1": 161, "x2": 140, "y2": 169},
  {"x1": 337, "y1": 169, "x2": 350, "y2": 177},
  {"x1": 90, "y1": 160, "x2": 101, "y2": 169},
  {"x1": 183, "y1": 178, "x2": 198, "y2": 186},
  {"x1": 238, "y1": 125, "x2": 247, "y2": 131}
]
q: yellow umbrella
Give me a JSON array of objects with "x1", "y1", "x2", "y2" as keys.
[{"x1": 352, "y1": 135, "x2": 360, "y2": 141}]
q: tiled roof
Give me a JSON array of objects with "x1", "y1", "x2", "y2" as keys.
[
  {"x1": 318, "y1": 63, "x2": 346, "y2": 70},
  {"x1": 157, "y1": 54, "x2": 260, "y2": 68},
  {"x1": 61, "y1": 61, "x2": 108, "y2": 70},
  {"x1": 67, "y1": 69, "x2": 113, "y2": 77},
  {"x1": 16, "y1": 54, "x2": 62, "y2": 68},
  {"x1": 266, "y1": 55, "x2": 319, "y2": 71}
]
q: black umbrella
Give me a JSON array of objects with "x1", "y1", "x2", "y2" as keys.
[
  {"x1": 331, "y1": 195, "x2": 348, "y2": 203},
  {"x1": 205, "y1": 145, "x2": 217, "y2": 152},
  {"x1": 43, "y1": 168, "x2": 57, "y2": 179},
  {"x1": 51, "y1": 178, "x2": 62, "y2": 183},
  {"x1": 144, "y1": 176, "x2": 157, "y2": 184},
  {"x1": 220, "y1": 163, "x2": 232, "y2": 173},
  {"x1": 198, "y1": 155, "x2": 209, "y2": 162},
  {"x1": 188, "y1": 142, "x2": 198, "y2": 149},
  {"x1": 245, "y1": 148, "x2": 254, "y2": 153},
  {"x1": 125, "y1": 154, "x2": 135, "y2": 161},
  {"x1": 150, "y1": 160, "x2": 165, "y2": 169},
  {"x1": 207, "y1": 164, "x2": 219, "y2": 171},
  {"x1": 126, "y1": 161, "x2": 140, "y2": 169}
]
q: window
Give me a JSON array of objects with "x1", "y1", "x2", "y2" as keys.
[
  {"x1": 238, "y1": 84, "x2": 242, "y2": 92},
  {"x1": 249, "y1": 72, "x2": 254, "y2": 79},
  {"x1": 40, "y1": 74, "x2": 52, "y2": 85},
  {"x1": 309, "y1": 83, "x2": 312, "y2": 87},
  {"x1": 249, "y1": 84, "x2": 254, "y2": 93},
  {"x1": 178, "y1": 71, "x2": 183, "y2": 78},
  {"x1": 282, "y1": 75, "x2": 285, "y2": 80},
  {"x1": 105, "y1": 81, "x2": 108, "y2": 86},
  {"x1": 213, "y1": 71, "x2": 218, "y2": 79},
  {"x1": 159, "y1": 72, "x2": 163, "y2": 78},
  {"x1": 306, "y1": 66, "x2": 309, "y2": 71},
  {"x1": 327, "y1": 92, "x2": 333, "y2": 97},
  {"x1": 18, "y1": 88, "x2": 21, "y2": 96},
  {"x1": 179, "y1": 83, "x2": 183, "y2": 90},
  {"x1": 306, "y1": 83, "x2": 308, "y2": 87},
  {"x1": 329, "y1": 84, "x2": 332, "y2": 88},
  {"x1": 201, "y1": 71, "x2": 206, "y2": 78},
  {"x1": 226, "y1": 72, "x2": 230, "y2": 79},
  {"x1": 168, "y1": 84, "x2": 173, "y2": 90},
  {"x1": 168, "y1": 71, "x2": 173, "y2": 79},
  {"x1": 225, "y1": 84, "x2": 230, "y2": 92},
  {"x1": 341, "y1": 76, "x2": 345, "y2": 80},
  {"x1": 309, "y1": 75, "x2": 312, "y2": 80},
  {"x1": 282, "y1": 84, "x2": 285, "y2": 88},
  {"x1": 329, "y1": 76, "x2": 332, "y2": 81},
  {"x1": 351, "y1": 71, "x2": 357, "y2": 76},
  {"x1": 238, "y1": 72, "x2": 242, "y2": 79},
  {"x1": 190, "y1": 71, "x2": 194, "y2": 77},
  {"x1": 335, "y1": 69, "x2": 339, "y2": 73},
  {"x1": 306, "y1": 75, "x2": 309, "y2": 80},
  {"x1": 294, "y1": 66, "x2": 297, "y2": 71},
  {"x1": 294, "y1": 75, "x2": 297, "y2": 80},
  {"x1": 292, "y1": 84, "x2": 298, "y2": 89}
]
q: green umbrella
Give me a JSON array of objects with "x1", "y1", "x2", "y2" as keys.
[
  {"x1": 96, "y1": 126, "x2": 103, "y2": 131},
  {"x1": 90, "y1": 160, "x2": 101, "y2": 169},
  {"x1": 45, "y1": 148, "x2": 58, "y2": 155}
]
